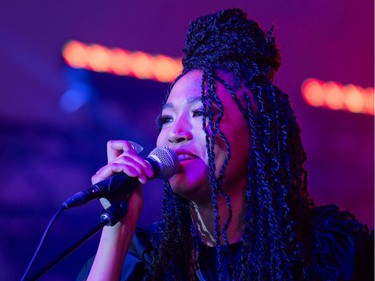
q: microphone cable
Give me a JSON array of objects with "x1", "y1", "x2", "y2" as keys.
[{"x1": 21, "y1": 205, "x2": 66, "y2": 281}]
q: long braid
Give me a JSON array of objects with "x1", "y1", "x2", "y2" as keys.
[
  {"x1": 236, "y1": 90, "x2": 261, "y2": 281},
  {"x1": 207, "y1": 72, "x2": 237, "y2": 278},
  {"x1": 248, "y1": 78, "x2": 292, "y2": 280},
  {"x1": 202, "y1": 70, "x2": 235, "y2": 280},
  {"x1": 201, "y1": 71, "x2": 223, "y2": 280}
]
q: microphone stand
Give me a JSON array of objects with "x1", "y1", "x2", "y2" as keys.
[{"x1": 24, "y1": 201, "x2": 128, "y2": 281}]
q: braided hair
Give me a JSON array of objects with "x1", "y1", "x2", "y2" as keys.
[{"x1": 146, "y1": 8, "x2": 316, "y2": 280}]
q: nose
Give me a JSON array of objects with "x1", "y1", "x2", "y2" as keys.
[{"x1": 168, "y1": 114, "x2": 193, "y2": 144}]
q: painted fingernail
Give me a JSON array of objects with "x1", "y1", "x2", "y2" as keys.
[{"x1": 129, "y1": 141, "x2": 144, "y2": 154}]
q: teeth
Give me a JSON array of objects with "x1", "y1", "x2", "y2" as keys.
[{"x1": 178, "y1": 154, "x2": 194, "y2": 161}]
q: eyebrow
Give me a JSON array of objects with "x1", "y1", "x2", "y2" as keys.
[{"x1": 162, "y1": 96, "x2": 202, "y2": 110}]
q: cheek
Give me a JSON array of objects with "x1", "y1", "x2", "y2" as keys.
[
  {"x1": 217, "y1": 122, "x2": 250, "y2": 174},
  {"x1": 156, "y1": 130, "x2": 167, "y2": 147},
  {"x1": 169, "y1": 158, "x2": 211, "y2": 202},
  {"x1": 212, "y1": 137, "x2": 229, "y2": 172},
  {"x1": 229, "y1": 129, "x2": 250, "y2": 174}
]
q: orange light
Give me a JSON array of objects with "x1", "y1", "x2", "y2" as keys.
[
  {"x1": 343, "y1": 84, "x2": 364, "y2": 113},
  {"x1": 131, "y1": 51, "x2": 154, "y2": 80},
  {"x1": 325, "y1": 82, "x2": 344, "y2": 110},
  {"x1": 62, "y1": 40, "x2": 89, "y2": 68},
  {"x1": 110, "y1": 48, "x2": 132, "y2": 75},
  {"x1": 363, "y1": 88, "x2": 374, "y2": 115},
  {"x1": 62, "y1": 40, "x2": 182, "y2": 83},
  {"x1": 153, "y1": 55, "x2": 182, "y2": 82},
  {"x1": 302, "y1": 78, "x2": 325, "y2": 106},
  {"x1": 301, "y1": 78, "x2": 374, "y2": 115},
  {"x1": 87, "y1": 44, "x2": 111, "y2": 72}
]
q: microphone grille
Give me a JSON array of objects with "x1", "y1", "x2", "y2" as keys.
[{"x1": 148, "y1": 147, "x2": 179, "y2": 179}]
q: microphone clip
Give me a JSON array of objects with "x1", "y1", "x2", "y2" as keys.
[{"x1": 100, "y1": 201, "x2": 129, "y2": 226}]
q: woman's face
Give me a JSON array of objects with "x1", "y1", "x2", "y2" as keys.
[{"x1": 156, "y1": 70, "x2": 250, "y2": 205}]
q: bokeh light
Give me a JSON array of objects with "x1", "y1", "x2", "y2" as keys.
[
  {"x1": 302, "y1": 78, "x2": 374, "y2": 115},
  {"x1": 62, "y1": 40, "x2": 182, "y2": 83}
]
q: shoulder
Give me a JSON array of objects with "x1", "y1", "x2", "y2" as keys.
[
  {"x1": 309, "y1": 204, "x2": 373, "y2": 281},
  {"x1": 128, "y1": 225, "x2": 153, "y2": 262},
  {"x1": 113, "y1": 225, "x2": 155, "y2": 281},
  {"x1": 76, "y1": 225, "x2": 155, "y2": 281}
]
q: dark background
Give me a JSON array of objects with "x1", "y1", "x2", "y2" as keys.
[{"x1": 0, "y1": 1, "x2": 373, "y2": 280}]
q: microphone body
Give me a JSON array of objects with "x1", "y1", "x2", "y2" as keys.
[{"x1": 63, "y1": 147, "x2": 178, "y2": 208}]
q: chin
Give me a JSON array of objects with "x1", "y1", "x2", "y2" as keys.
[
  {"x1": 167, "y1": 159, "x2": 211, "y2": 202},
  {"x1": 169, "y1": 176, "x2": 211, "y2": 204},
  {"x1": 169, "y1": 174, "x2": 195, "y2": 196}
]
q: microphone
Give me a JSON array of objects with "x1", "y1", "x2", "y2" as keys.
[{"x1": 62, "y1": 146, "x2": 179, "y2": 209}]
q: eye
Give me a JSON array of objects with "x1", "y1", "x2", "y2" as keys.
[
  {"x1": 156, "y1": 115, "x2": 173, "y2": 128},
  {"x1": 192, "y1": 109, "x2": 205, "y2": 117}
]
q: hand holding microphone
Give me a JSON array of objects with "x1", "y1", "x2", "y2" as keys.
[
  {"x1": 63, "y1": 140, "x2": 179, "y2": 209},
  {"x1": 21, "y1": 141, "x2": 175, "y2": 280}
]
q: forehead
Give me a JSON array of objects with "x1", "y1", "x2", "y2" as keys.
[
  {"x1": 166, "y1": 70, "x2": 235, "y2": 104},
  {"x1": 166, "y1": 70, "x2": 203, "y2": 103}
]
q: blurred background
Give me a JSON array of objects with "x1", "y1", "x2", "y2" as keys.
[{"x1": 0, "y1": 1, "x2": 373, "y2": 280}]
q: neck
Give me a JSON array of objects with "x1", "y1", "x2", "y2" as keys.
[{"x1": 190, "y1": 189, "x2": 245, "y2": 246}]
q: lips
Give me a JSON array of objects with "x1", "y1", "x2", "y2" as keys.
[
  {"x1": 178, "y1": 154, "x2": 195, "y2": 161},
  {"x1": 175, "y1": 149, "x2": 198, "y2": 163}
]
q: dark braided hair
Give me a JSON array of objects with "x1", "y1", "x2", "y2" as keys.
[{"x1": 146, "y1": 8, "x2": 316, "y2": 280}]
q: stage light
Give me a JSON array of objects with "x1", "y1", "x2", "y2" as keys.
[
  {"x1": 62, "y1": 42, "x2": 373, "y2": 115},
  {"x1": 343, "y1": 84, "x2": 363, "y2": 113},
  {"x1": 325, "y1": 82, "x2": 344, "y2": 110},
  {"x1": 62, "y1": 41, "x2": 88, "y2": 68},
  {"x1": 86, "y1": 44, "x2": 111, "y2": 72},
  {"x1": 59, "y1": 82, "x2": 93, "y2": 113},
  {"x1": 131, "y1": 51, "x2": 154, "y2": 79},
  {"x1": 109, "y1": 48, "x2": 132, "y2": 75},
  {"x1": 62, "y1": 40, "x2": 182, "y2": 83},
  {"x1": 302, "y1": 79, "x2": 325, "y2": 106},
  {"x1": 364, "y1": 88, "x2": 374, "y2": 115},
  {"x1": 302, "y1": 78, "x2": 374, "y2": 115},
  {"x1": 153, "y1": 55, "x2": 181, "y2": 82}
]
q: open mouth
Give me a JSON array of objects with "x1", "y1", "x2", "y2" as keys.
[
  {"x1": 175, "y1": 150, "x2": 198, "y2": 163},
  {"x1": 178, "y1": 154, "x2": 196, "y2": 162}
]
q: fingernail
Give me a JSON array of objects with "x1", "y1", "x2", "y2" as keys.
[{"x1": 129, "y1": 141, "x2": 144, "y2": 154}]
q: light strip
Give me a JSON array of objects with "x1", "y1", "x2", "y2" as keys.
[
  {"x1": 302, "y1": 78, "x2": 374, "y2": 115},
  {"x1": 62, "y1": 40, "x2": 182, "y2": 83},
  {"x1": 62, "y1": 41, "x2": 374, "y2": 115}
]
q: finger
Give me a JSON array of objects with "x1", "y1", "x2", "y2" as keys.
[
  {"x1": 107, "y1": 140, "x2": 141, "y2": 163},
  {"x1": 92, "y1": 155, "x2": 151, "y2": 185},
  {"x1": 113, "y1": 154, "x2": 153, "y2": 182},
  {"x1": 92, "y1": 162, "x2": 141, "y2": 184},
  {"x1": 107, "y1": 140, "x2": 133, "y2": 163},
  {"x1": 108, "y1": 146, "x2": 154, "y2": 179},
  {"x1": 118, "y1": 153, "x2": 154, "y2": 179},
  {"x1": 92, "y1": 165, "x2": 147, "y2": 186}
]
